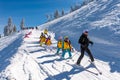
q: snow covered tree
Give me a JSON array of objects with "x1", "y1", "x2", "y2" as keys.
[
  {"x1": 13, "y1": 25, "x2": 17, "y2": 32},
  {"x1": 46, "y1": 14, "x2": 53, "y2": 22},
  {"x1": 20, "y1": 18, "x2": 25, "y2": 30},
  {"x1": 54, "y1": 10, "x2": 60, "y2": 19},
  {"x1": 83, "y1": 0, "x2": 94, "y2": 5},
  {"x1": 70, "y1": 6, "x2": 74, "y2": 12},
  {"x1": 8, "y1": 17, "x2": 14, "y2": 34},
  {"x1": 4, "y1": 17, "x2": 14, "y2": 36},
  {"x1": 91, "y1": 0, "x2": 94, "y2": 1},
  {"x1": 4, "y1": 26, "x2": 8, "y2": 36},
  {"x1": 8, "y1": 17, "x2": 12, "y2": 27},
  {"x1": 46, "y1": 14, "x2": 51, "y2": 22},
  {"x1": 61, "y1": 9, "x2": 65, "y2": 16}
]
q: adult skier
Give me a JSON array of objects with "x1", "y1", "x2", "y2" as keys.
[{"x1": 76, "y1": 30, "x2": 94, "y2": 65}]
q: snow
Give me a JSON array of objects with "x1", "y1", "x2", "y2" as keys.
[
  {"x1": 38, "y1": 0, "x2": 120, "y2": 70},
  {"x1": 0, "y1": 0, "x2": 120, "y2": 80},
  {"x1": 0, "y1": 29, "x2": 119, "y2": 80}
]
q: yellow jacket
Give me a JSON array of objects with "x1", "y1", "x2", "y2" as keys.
[
  {"x1": 57, "y1": 41, "x2": 63, "y2": 48},
  {"x1": 45, "y1": 39, "x2": 52, "y2": 46},
  {"x1": 63, "y1": 41, "x2": 71, "y2": 49},
  {"x1": 40, "y1": 36, "x2": 46, "y2": 43},
  {"x1": 44, "y1": 29, "x2": 48, "y2": 34}
]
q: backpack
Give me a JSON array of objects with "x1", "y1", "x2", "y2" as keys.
[{"x1": 78, "y1": 35, "x2": 85, "y2": 44}]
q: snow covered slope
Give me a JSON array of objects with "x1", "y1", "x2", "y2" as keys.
[
  {"x1": 39, "y1": 0, "x2": 120, "y2": 73},
  {"x1": 0, "y1": 32, "x2": 23, "y2": 72},
  {"x1": 0, "y1": 29, "x2": 119, "y2": 80},
  {"x1": 0, "y1": 0, "x2": 120, "y2": 80}
]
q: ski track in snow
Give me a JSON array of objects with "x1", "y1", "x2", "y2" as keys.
[
  {"x1": 0, "y1": 0, "x2": 120, "y2": 79},
  {"x1": 0, "y1": 32, "x2": 23, "y2": 72},
  {"x1": 0, "y1": 30, "x2": 120, "y2": 80},
  {"x1": 0, "y1": 30, "x2": 119, "y2": 80}
]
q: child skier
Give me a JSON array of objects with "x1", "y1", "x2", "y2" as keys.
[
  {"x1": 61, "y1": 36, "x2": 72, "y2": 59},
  {"x1": 39, "y1": 32, "x2": 46, "y2": 46},
  {"x1": 56, "y1": 36, "x2": 63, "y2": 55},
  {"x1": 45, "y1": 35, "x2": 52, "y2": 51},
  {"x1": 44, "y1": 29, "x2": 48, "y2": 38}
]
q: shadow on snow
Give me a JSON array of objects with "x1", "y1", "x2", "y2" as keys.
[
  {"x1": 45, "y1": 64, "x2": 97, "y2": 80},
  {"x1": 0, "y1": 35, "x2": 23, "y2": 72}
]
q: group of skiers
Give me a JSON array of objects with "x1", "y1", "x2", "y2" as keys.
[
  {"x1": 56, "y1": 36, "x2": 73, "y2": 59},
  {"x1": 39, "y1": 29, "x2": 94, "y2": 66},
  {"x1": 39, "y1": 29, "x2": 52, "y2": 51}
]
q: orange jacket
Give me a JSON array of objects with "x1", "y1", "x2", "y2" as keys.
[{"x1": 45, "y1": 38, "x2": 52, "y2": 46}]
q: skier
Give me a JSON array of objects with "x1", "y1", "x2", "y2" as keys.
[
  {"x1": 56, "y1": 36, "x2": 63, "y2": 55},
  {"x1": 39, "y1": 32, "x2": 44, "y2": 40},
  {"x1": 39, "y1": 32, "x2": 46, "y2": 46},
  {"x1": 61, "y1": 36, "x2": 72, "y2": 59},
  {"x1": 45, "y1": 35, "x2": 52, "y2": 46},
  {"x1": 44, "y1": 29, "x2": 48, "y2": 38},
  {"x1": 45, "y1": 35, "x2": 52, "y2": 51},
  {"x1": 44, "y1": 29, "x2": 48, "y2": 34},
  {"x1": 76, "y1": 30, "x2": 94, "y2": 65}
]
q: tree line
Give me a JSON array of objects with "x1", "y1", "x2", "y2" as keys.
[
  {"x1": 2, "y1": 0, "x2": 96, "y2": 37},
  {"x1": 3, "y1": 17, "x2": 25, "y2": 36},
  {"x1": 46, "y1": 0, "x2": 95, "y2": 22}
]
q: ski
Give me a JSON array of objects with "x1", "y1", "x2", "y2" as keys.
[
  {"x1": 65, "y1": 62, "x2": 99, "y2": 75},
  {"x1": 88, "y1": 60, "x2": 102, "y2": 75}
]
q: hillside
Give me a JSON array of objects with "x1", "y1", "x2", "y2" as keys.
[
  {"x1": 0, "y1": 29, "x2": 120, "y2": 80},
  {"x1": 39, "y1": 0, "x2": 120, "y2": 73},
  {"x1": 0, "y1": 0, "x2": 120, "y2": 80}
]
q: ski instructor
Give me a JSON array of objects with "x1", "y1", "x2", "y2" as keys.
[{"x1": 76, "y1": 30, "x2": 94, "y2": 65}]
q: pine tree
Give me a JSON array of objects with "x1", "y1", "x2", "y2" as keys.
[
  {"x1": 46, "y1": 14, "x2": 51, "y2": 22},
  {"x1": 83, "y1": 0, "x2": 94, "y2": 4},
  {"x1": 8, "y1": 17, "x2": 14, "y2": 34},
  {"x1": 54, "y1": 10, "x2": 59, "y2": 19},
  {"x1": 20, "y1": 18, "x2": 25, "y2": 30},
  {"x1": 4, "y1": 17, "x2": 14, "y2": 36},
  {"x1": 4, "y1": 26, "x2": 8, "y2": 36},
  {"x1": 13, "y1": 25, "x2": 17, "y2": 32},
  {"x1": 8, "y1": 17, "x2": 12, "y2": 27},
  {"x1": 70, "y1": 6, "x2": 74, "y2": 12},
  {"x1": 74, "y1": 4, "x2": 80, "y2": 10},
  {"x1": 62, "y1": 9, "x2": 65, "y2": 16}
]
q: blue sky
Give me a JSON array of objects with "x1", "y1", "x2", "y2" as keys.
[{"x1": 0, "y1": 0, "x2": 82, "y2": 34}]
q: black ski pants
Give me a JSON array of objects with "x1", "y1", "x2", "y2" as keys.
[{"x1": 77, "y1": 46, "x2": 94, "y2": 64}]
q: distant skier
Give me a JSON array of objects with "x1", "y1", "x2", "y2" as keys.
[
  {"x1": 76, "y1": 30, "x2": 94, "y2": 65},
  {"x1": 61, "y1": 36, "x2": 72, "y2": 59},
  {"x1": 39, "y1": 32, "x2": 46, "y2": 46},
  {"x1": 56, "y1": 36, "x2": 63, "y2": 55},
  {"x1": 44, "y1": 29, "x2": 48, "y2": 38},
  {"x1": 24, "y1": 31, "x2": 32, "y2": 38},
  {"x1": 45, "y1": 35, "x2": 52, "y2": 46},
  {"x1": 45, "y1": 35, "x2": 52, "y2": 51}
]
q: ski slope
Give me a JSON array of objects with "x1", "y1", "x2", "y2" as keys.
[
  {"x1": 0, "y1": 29, "x2": 120, "y2": 80},
  {"x1": 39, "y1": 0, "x2": 120, "y2": 75},
  {"x1": 0, "y1": 0, "x2": 120, "y2": 80}
]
